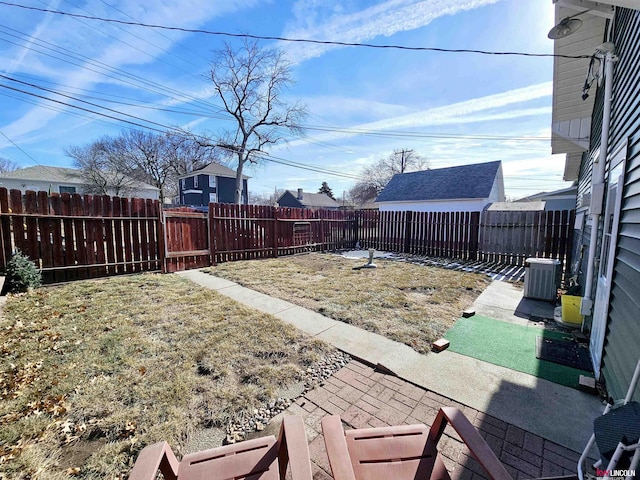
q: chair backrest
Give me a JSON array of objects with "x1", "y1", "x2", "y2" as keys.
[
  {"x1": 343, "y1": 424, "x2": 446, "y2": 480},
  {"x1": 177, "y1": 435, "x2": 281, "y2": 480}
]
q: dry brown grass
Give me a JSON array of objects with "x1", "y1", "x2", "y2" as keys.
[
  {"x1": 205, "y1": 253, "x2": 491, "y2": 354},
  {"x1": 0, "y1": 274, "x2": 332, "y2": 479}
]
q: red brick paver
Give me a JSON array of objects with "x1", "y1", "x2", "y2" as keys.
[{"x1": 287, "y1": 359, "x2": 581, "y2": 480}]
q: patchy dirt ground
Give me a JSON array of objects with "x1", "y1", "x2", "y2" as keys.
[{"x1": 205, "y1": 252, "x2": 491, "y2": 354}]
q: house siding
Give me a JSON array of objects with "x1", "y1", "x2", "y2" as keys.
[
  {"x1": 378, "y1": 199, "x2": 488, "y2": 213},
  {"x1": 0, "y1": 178, "x2": 159, "y2": 200},
  {"x1": 180, "y1": 174, "x2": 248, "y2": 205},
  {"x1": 584, "y1": 8, "x2": 640, "y2": 401}
]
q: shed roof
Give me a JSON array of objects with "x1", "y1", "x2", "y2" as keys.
[{"x1": 375, "y1": 160, "x2": 501, "y2": 203}]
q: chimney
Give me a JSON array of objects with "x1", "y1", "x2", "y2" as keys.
[{"x1": 297, "y1": 188, "x2": 303, "y2": 200}]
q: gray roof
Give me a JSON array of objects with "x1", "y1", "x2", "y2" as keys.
[
  {"x1": 0, "y1": 166, "x2": 82, "y2": 182},
  {"x1": 280, "y1": 190, "x2": 340, "y2": 208},
  {"x1": 180, "y1": 162, "x2": 249, "y2": 179},
  {"x1": 375, "y1": 160, "x2": 502, "y2": 203},
  {"x1": 0, "y1": 165, "x2": 158, "y2": 191},
  {"x1": 515, "y1": 185, "x2": 577, "y2": 202}
]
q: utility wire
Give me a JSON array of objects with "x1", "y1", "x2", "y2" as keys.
[
  {"x1": 0, "y1": 82, "x2": 365, "y2": 180},
  {"x1": 0, "y1": 129, "x2": 41, "y2": 165},
  {"x1": 0, "y1": 25, "x2": 229, "y2": 117},
  {"x1": 2, "y1": 71, "x2": 583, "y2": 145},
  {"x1": 0, "y1": 1, "x2": 590, "y2": 59},
  {"x1": 0, "y1": 74, "x2": 184, "y2": 133}
]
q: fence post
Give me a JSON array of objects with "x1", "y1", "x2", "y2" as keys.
[
  {"x1": 157, "y1": 207, "x2": 168, "y2": 273},
  {"x1": 208, "y1": 203, "x2": 216, "y2": 266},
  {"x1": 320, "y1": 209, "x2": 326, "y2": 252},
  {"x1": 470, "y1": 211, "x2": 480, "y2": 261},
  {"x1": 403, "y1": 211, "x2": 413, "y2": 254},
  {"x1": 272, "y1": 207, "x2": 279, "y2": 258}
]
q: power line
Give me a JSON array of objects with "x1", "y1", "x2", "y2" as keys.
[
  {"x1": 0, "y1": 24, "x2": 229, "y2": 117},
  {"x1": 0, "y1": 83, "x2": 365, "y2": 180},
  {"x1": 0, "y1": 74, "x2": 185, "y2": 133},
  {"x1": 1, "y1": 70, "x2": 578, "y2": 147},
  {"x1": 0, "y1": 1, "x2": 590, "y2": 59},
  {"x1": 0, "y1": 129, "x2": 41, "y2": 165}
]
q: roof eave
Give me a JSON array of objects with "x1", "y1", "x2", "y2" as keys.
[{"x1": 550, "y1": 2, "x2": 609, "y2": 181}]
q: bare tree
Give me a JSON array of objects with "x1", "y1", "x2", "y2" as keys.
[
  {"x1": 0, "y1": 157, "x2": 18, "y2": 173},
  {"x1": 66, "y1": 138, "x2": 137, "y2": 196},
  {"x1": 204, "y1": 39, "x2": 307, "y2": 204},
  {"x1": 349, "y1": 150, "x2": 429, "y2": 206},
  {"x1": 67, "y1": 130, "x2": 218, "y2": 202},
  {"x1": 248, "y1": 188, "x2": 284, "y2": 206}
]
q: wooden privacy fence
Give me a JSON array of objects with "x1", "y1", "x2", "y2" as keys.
[
  {"x1": 0, "y1": 187, "x2": 575, "y2": 283},
  {"x1": 356, "y1": 210, "x2": 480, "y2": 260},
  {"x1": 209, "y1": 204, "x2": 357, "y2": 264},
  {"x1": 0, "y1": 188, "x2": 162, "y2": 283},
  {"x1": 478, "y1": 209, "x2": 575, "y2": 268}
]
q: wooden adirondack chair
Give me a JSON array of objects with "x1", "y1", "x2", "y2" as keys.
[
  {"x1": 321, "y1": 407, "x2": 513, "y2": 480},
  {"x1": 129, "y1": 415, "x2": 312, "y2": 480}
]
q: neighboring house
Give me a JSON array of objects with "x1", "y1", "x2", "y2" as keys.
[
  {"x1": 375, "y1": 160, "x2": 505, "y2": 212},
  {"x1": 549, "y1": 1, "x2": 640, "y2": 400},
  {"x1": 515, "y1": 185, "x2": 578, "y2": 211},
  {"x1": 0, "y1": 165, "x2": 160, "y2": 200},
  {"x1": 277, "y1": 188, "x2": 341, "y2": 209},
  {"x1": 178, "y1": 163, "x2": 248, "y2": 206}
]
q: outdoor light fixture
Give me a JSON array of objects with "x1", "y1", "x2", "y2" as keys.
[{"x1": 548, "y1": 10, "x2": 590, "y2": 39}]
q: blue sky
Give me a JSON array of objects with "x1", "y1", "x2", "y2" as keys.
[{"x1": 0, "y1": 0, "x2": 567, "y2": 200}]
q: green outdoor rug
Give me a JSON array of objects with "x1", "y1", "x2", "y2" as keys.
[{"x1": 444, "y1": 315, "x2": 593, "y2": 388}]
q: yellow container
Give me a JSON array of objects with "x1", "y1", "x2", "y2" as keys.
[{"x1": 561, "y1": 295, "x2": 583, "y2": 325}]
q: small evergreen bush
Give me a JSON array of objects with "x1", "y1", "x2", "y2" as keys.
[{"x1": 5, "y1": 251, "x2": 41, "y2": 293}]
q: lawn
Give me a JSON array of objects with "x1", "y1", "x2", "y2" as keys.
[
  {"x1": 205, "y1": 252, "x2": 491, "y2": 354},
  {"x1": 0, "y1": 274, "x2": 335, "y2": 479}
]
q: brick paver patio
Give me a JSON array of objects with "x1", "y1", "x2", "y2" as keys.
[{"x1": 285, "y1": 359, "x2": 583, "y2": 480}]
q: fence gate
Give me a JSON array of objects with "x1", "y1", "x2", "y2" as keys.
[{"x1": 162, "y1": 208, "x2": 211, "y2": 273}]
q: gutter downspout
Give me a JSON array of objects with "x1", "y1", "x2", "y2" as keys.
[{"x1": 581, "y1": 46, "x2": 617, "y2": 317}]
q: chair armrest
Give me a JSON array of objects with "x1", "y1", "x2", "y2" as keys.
[
  {"x1": 129, "y1": 441, "x2": 179, "y2": 480},
  {"x1": 430, "y1": 407, "x2": 513, "y2": 480},
  {"x1": 320, "y1": 415, "x2": 356, "y2": 480},
  {"x1": 278, "y1": 415, "x2": 313, "y2": 480}
]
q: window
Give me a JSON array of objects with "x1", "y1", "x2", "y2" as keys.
[
  {"x1": 181, "y1": 178, "x2": 185, "y2": 190},
  {"x1": 194, "y1": 176, "x2": 198, "y2": 188},
  {"x1": 59, "y1": 186, "x2": 76, "y2": 194},
  {"x1": 209, "y1": 175, "x2": 216, "y2": 188},
  {"x1": 209, "y1": 192, "x2": 217, "y2": 203}
]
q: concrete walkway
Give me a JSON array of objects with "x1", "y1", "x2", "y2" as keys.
[{"x1": 176, "y1": 270, "x2": 603, "y2": 453}]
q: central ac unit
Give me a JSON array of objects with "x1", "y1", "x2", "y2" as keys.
[{"x1": 523, "y1": 258, "x2": 561, "y2": 301}]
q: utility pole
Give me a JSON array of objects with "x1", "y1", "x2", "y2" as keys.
[{"x1": 394, "y1": 148, "x2": 414, "y2": 173}]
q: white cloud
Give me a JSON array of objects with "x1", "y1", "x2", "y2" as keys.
[
  {"x1": 281, "y1": 82, "x2": 552, "y2": 149},
  {"x1": 283, "y1": 0, "x2": 502, "y2": 63},
  {"x1": 1, "y1": 0, "x2": 255, "y2": 144}
]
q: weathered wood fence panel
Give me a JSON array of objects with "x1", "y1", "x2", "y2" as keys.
[
  {"x1": 209, "y1": 204, "x2": 357, "y2": 263},
  {"x1": 478, "y1": 209, "x2": 574, "y2": 269},
  {"x1": 354, "y1": 210, "x2": 480, "y2": 261},
  {"x1": 163, "y1": 207, "x2": 210, "y2": 273},
  {"x1": 0, "y1": 188, "x2": 162, "y2": 283}
]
